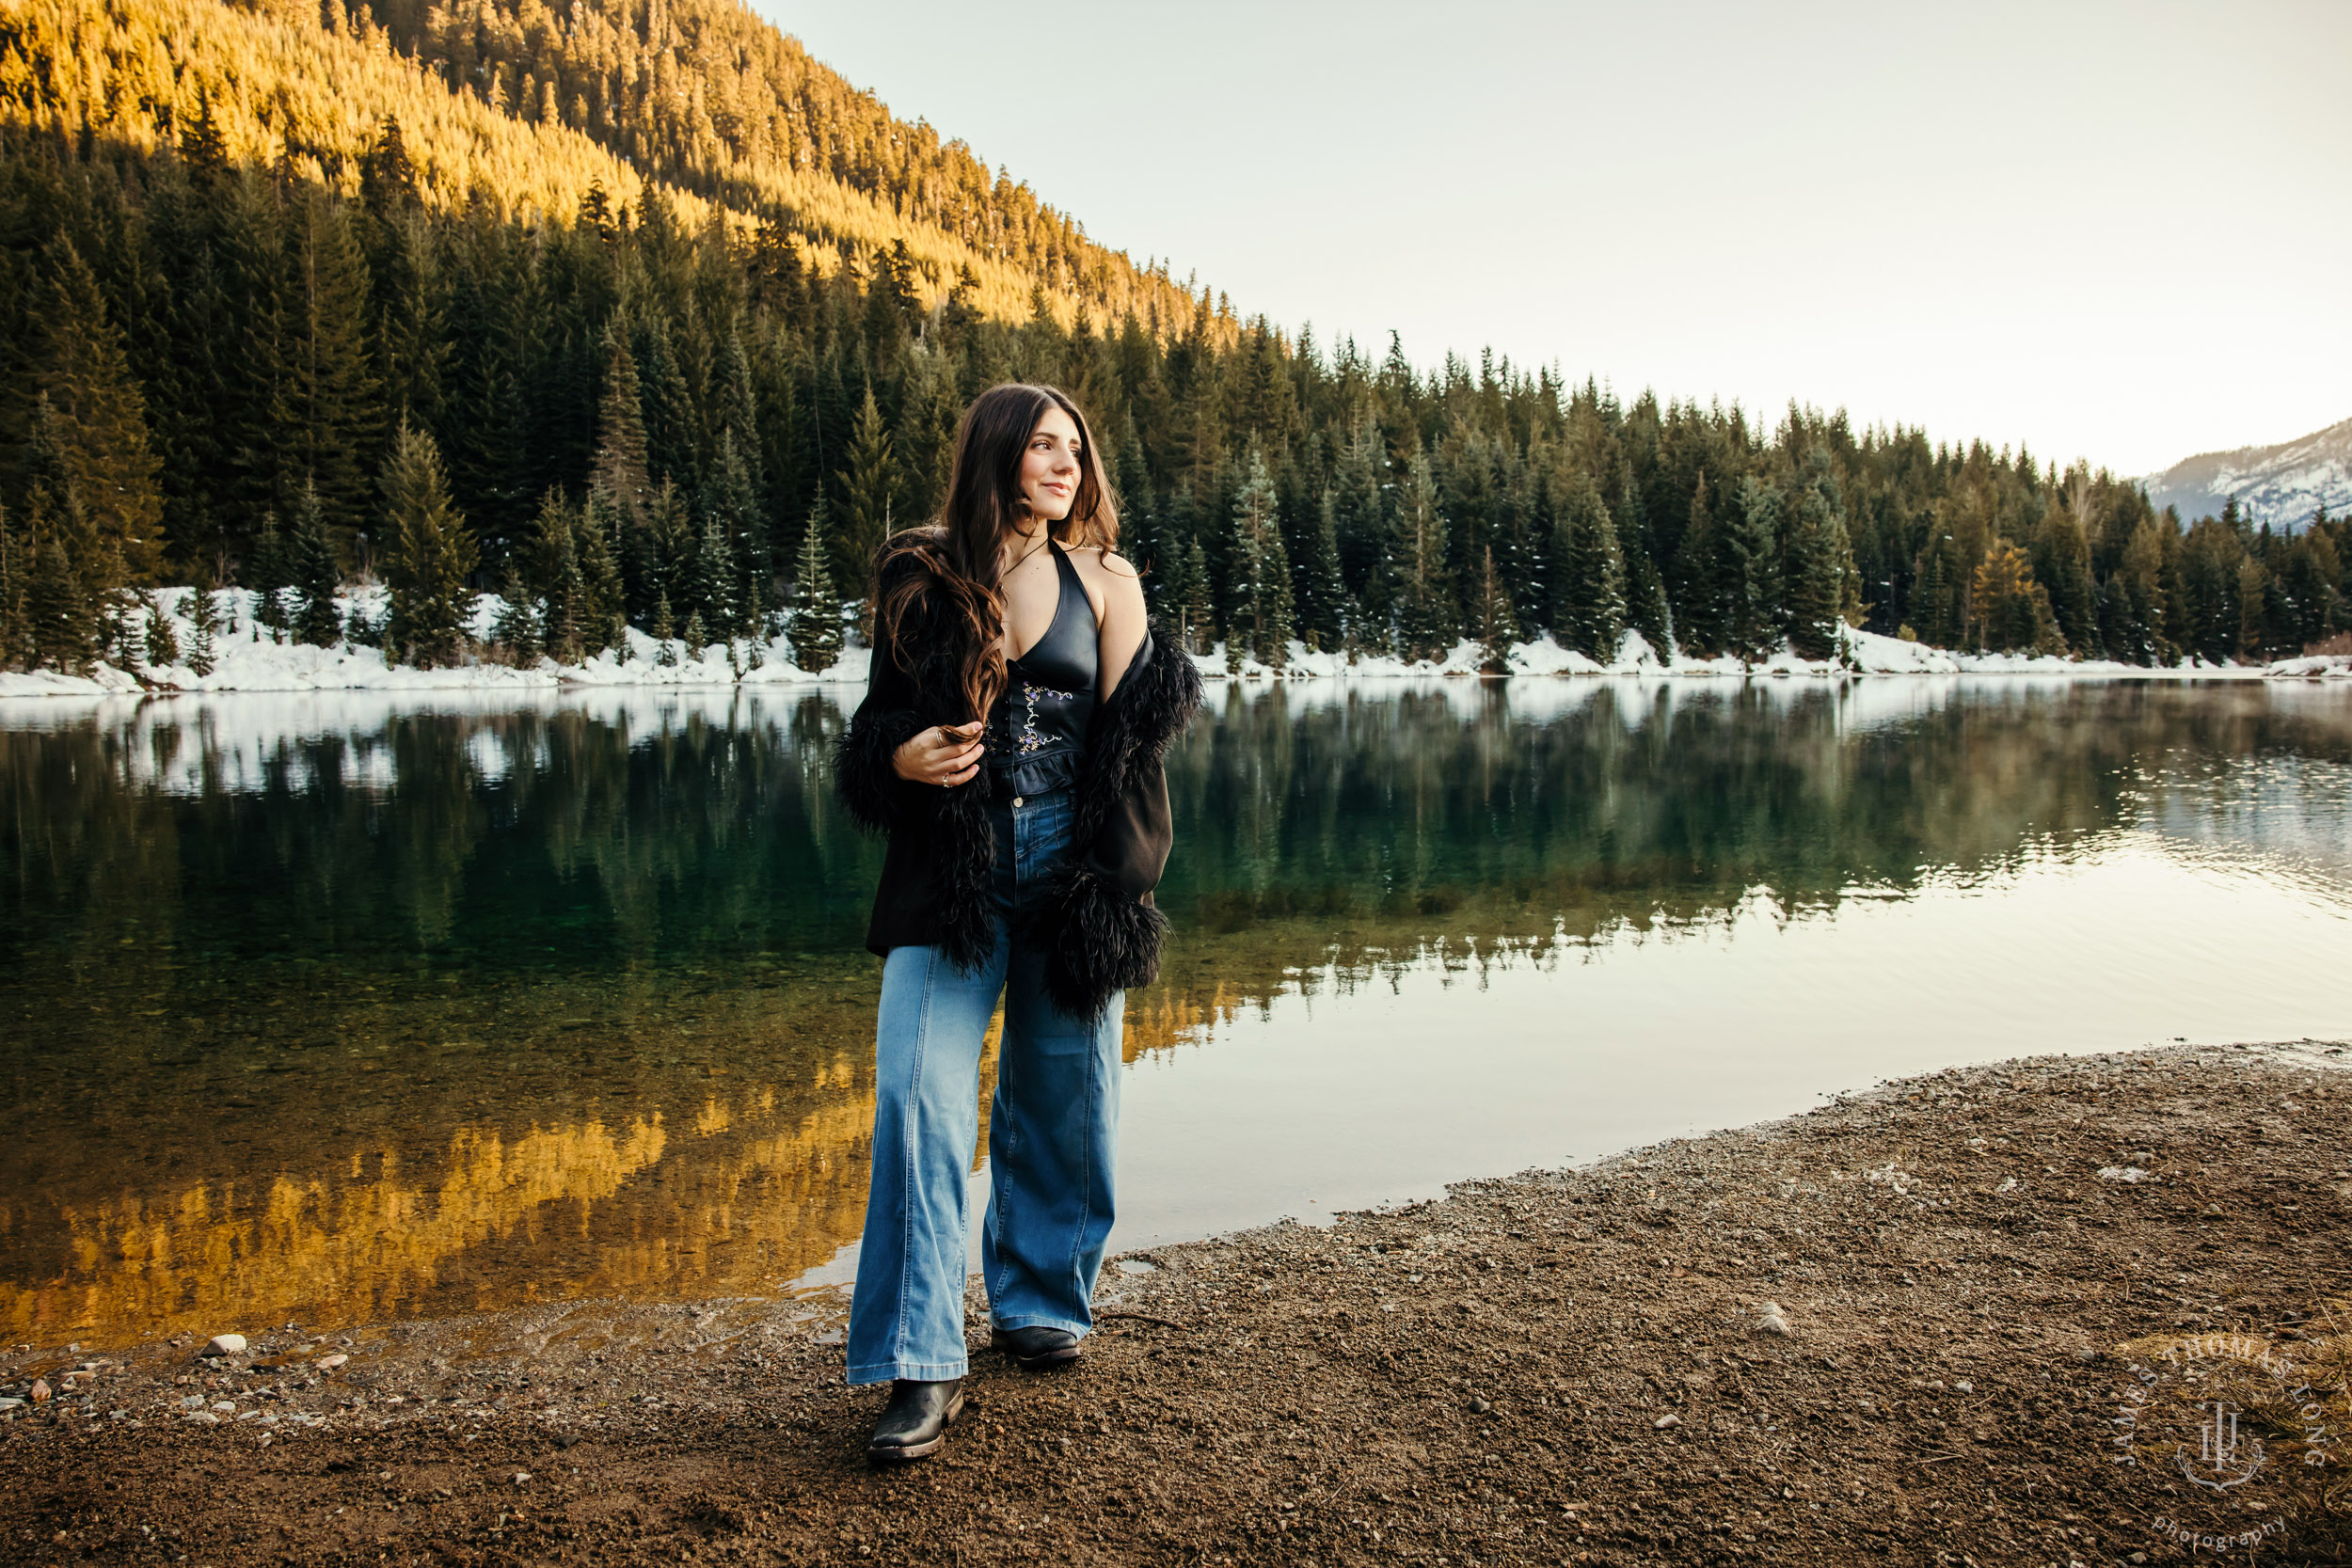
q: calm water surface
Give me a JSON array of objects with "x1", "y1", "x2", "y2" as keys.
[{"x1": 3, "y1": 678, "x2": 2347, "y2": 1345}]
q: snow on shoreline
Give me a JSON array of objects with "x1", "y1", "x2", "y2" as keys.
[
  {"x1": 1190, "y1": 624, "x2": 2281, "y2": 682},
  {"x1": 0, "y1": 589, "x2": 2314, "y2": 703},
  {"x1": 0, "y1": 588, "x2": 868, "y2": 701}
]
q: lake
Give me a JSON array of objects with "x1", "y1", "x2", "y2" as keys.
[{"x1": 3, "y1": 676, "x2": 2347, "y2": 1347}]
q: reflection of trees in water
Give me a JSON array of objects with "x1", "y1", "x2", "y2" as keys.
[
  {"x1": 1, "y1": 681, "x2": 2344, "y2": 1341},
  {"x1": 0, "y1": 1070, "x2": 891, "y2": 1344},
  {"x1": 0, "y1": 693, "x2": 874, "y2": 971},
  {"x1": 1147, "y1": 679, "x2": 2352, "y2": 1014},
  {"x1": 0, "y1": 693, "x2": 889, "y2": 1341}
]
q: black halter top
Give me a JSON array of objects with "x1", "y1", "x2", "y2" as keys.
[{"x1": 987, "y1": 541, "x2": 1097, "y2": 799}]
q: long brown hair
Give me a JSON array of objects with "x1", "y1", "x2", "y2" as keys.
[{"x1": 874, "y1": 383, "x2": 1119, "y2": 721}]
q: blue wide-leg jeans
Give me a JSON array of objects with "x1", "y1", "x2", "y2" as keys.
[{"x1": 845, "y1": 789, "x2": 1125, "y2": 1386}]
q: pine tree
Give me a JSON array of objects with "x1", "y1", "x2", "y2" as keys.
[
  {"x1": 372, "y1": 206, "x2": 446, "y2": 440},
  {"x1": 701, "y1": 429, "x2": 763, "y2": 637},
  {"x1": 1330, "y1": 414, "x2": 1392, "y2": 617},
  {"x1": 288, "y1": 480, "x2": 346, "y2": 647},
  {"x1": 2235, "y1": 556, "x2": 2271, "y2": 663},
  {"x1": 1969, "y1": 544, "x2": 2063, "y2": 656},
  {"x1": 1724, "y1": 477, "x2": 1785, "y2": 662},
  {"x1": 644, "y1": 480, "x2": 695, "y2": 630},
  {"x1": 211, "y1": 177, "x2": 294, "y2": 553},
  {"x1": 1178, "y1": 537, "x2": 1216, "y2": 657},
  {"x1": 379, "y1": 420, "x2": 479, "y2": 668},
  {"x1": 787, "y1": 498, "x2": 842, "y2": 673},
  {"x1": 286, "y1": 188, "x2": 381, "y2": 534},
  {"x1": 185, "y1": 587, "x2": 219, "y2": 678},
  {"x1": 591, "y1": 325, "x2": 654, "y2": 531},
  {"x1": 1111, "y1": 420, "x2": 1163, "y2": 602},
  {"x1": 575, "y1": 490, "x2": 628, "y2": 656},
  {"x1": 0, "y1": 506, "x2": 25, "y2": 672},
  {"x1": 653, "y1": 590, "x2": 678, "y2": 666},
  {"x1": 1472, "y1": 547, "x2": 1520, "y2": 674},
  {"x1": 1294, "y1": 489, "x2": 1352, "y2": 651},
  {"x1": 489, "y1": 561, "x2": 544, "y2": 661},
  {"x1": 864, "y1": 242, "x2": 923, "y2": 361},
  {"x1": 2032, "y1": 489, "x2": 2100, "y2": 658},
  {"x1": 1153, "y1": 521, "x2": 1213, "y2": 656},
  {"x1": 1493, "y1": 462, "x2": 1548, "y2": 642},
  {"x1": 1610, "y1": 462, "x2": 1647, "y2": 586},
  {"x1": 692, "y1": 463, "x2": 751, "y2": 636},
  {"x1": 636, "y1": 312, "x2": 698, "y2": 491},
  {"x1": 898, "y1": 346, "x2": 966, "y2": 519},
  {"x1": 1912, "y1": 531, "x2": 1963, "y2": 651},
  {"x1": 1673, "y1": 473, "x2": 1723, "y2": 655},
  {"x1": 357, "y1": 116, "x2": 420, "y2": 215},
  {"x1": 177, "y1": 87, "x2": 230, "y2": 189},
  {"x1": 716, "y1": 323, "x2": 767, "y2": 515},
  {"x1": 1227, "y1": 447, "x2": 1295, "y2": 668},
  {"x1": 2177, "y1": 518, "x2": 2243, "y2": 663},
  {"x1": 142, "y1": 589, "x2": 181, "y2": 669},
  {"x1": 249, "y1": 512, "x2": 291, "y2": 637},
  {"x1": 95, "y1": 581, "x2": 139, "y2": 671},
  {"x1": 1551, "y1": 473, "x2": 1627, "y2": 661},
  {"x1": 1392, "y1": 447, "x2": 1456, "y2": 663},
  {"x1": 28, "y1": 533, "x2": 94, "y2": 673},
  {"x1": 532, "y1": 489, "x2": 587, "y2": 663},
  {"x1": 837, "y1": 384, "x2": 898, "y2": 610},
  {"x1": 1782, "y1": 476, "x2": 1855, "y2": 661},
  {"x1": 22, "y1": 473, "x2": 97, "y2": 674},
  {"x1": 38, "y1": 242, "x2": 166, "y2": 584},
  {"x1": 1626, "y1": 549, "x2": 1673, "y2": 660}
]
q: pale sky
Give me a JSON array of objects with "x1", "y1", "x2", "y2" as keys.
[{"x1": 763, "y1": 0, "x2": 2350, "y2": 478}]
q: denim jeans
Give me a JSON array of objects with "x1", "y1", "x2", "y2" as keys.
[{"x1": 845, "y1": 789, "x2": 1125, "y2": 1386}]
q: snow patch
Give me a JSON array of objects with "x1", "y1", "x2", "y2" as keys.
[
  {"x1": 2264, "y1": 653, "x2": 2352, "y2": 679},
  {"x1": 1174, "y1": 624, "x2": 2261, "y2": 683},
  {"x1": 0, "y1": 592, "x2": 2277, "y2": 702},
  {"x1": 0, "y1": 589, "x2": 871, "y2": 700}
]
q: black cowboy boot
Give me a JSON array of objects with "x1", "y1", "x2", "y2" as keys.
[
  {"x1": 993, "y1": 1324, "x2": 1082, "y2": 1369},
  {"x1": 866, "y1": 1378, "x2": 964, "y2": 1463}
]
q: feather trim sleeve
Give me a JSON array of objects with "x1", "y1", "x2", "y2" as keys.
[
  {"x1": 834, "y1": 703, "x2": 930, "y2": 834},
  {"x1": 1027, "y1": 620, "x2": 1205, "y2": 1017},
  {"x1": 832, "y1": 561, "x2": 934, "y2": 834}
]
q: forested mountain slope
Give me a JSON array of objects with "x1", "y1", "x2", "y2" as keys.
[
  {"x1": 357, "y1": 0, "x2": 1187, "y2": 318},
  {"x1": 2, "y1": 0, "x2": 1200, "y2": 324},
  {"x1": 0, "y1": 0, "x2": 2345, "y2": 680}
]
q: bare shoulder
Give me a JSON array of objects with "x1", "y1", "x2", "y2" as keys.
[{"x1": 1070, "y1": 547, "x2": 1147, "y2": 608}]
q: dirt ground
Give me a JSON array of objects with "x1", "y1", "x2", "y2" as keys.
[{"x1": 6, "y1": 1039, "x2": 2349, "y2": 1567}]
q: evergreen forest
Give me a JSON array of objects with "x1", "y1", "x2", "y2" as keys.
[{"x1": 3, "y1": 0, "x2": 2347, "y2": 678}]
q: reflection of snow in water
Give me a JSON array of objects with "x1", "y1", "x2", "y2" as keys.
[
  {"x1": 2140, "y1": 754, "x2": 2352, "y2": 876},
  {"x1": 1, "y1": 686, "x2": 863, "y2": 796}
]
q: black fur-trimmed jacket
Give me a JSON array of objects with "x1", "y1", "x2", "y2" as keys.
[{"x1": 833, "y1": 561, "x2": 1204, "y2": 1019}]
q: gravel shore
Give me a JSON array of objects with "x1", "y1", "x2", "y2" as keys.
[{"x1": 5, "y1": 1040, "x2": 2347, "y2": 1565}]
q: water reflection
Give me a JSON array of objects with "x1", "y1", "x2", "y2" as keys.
[{"x1": 2, "y1": 679, "x2": 2347, "y2": 1345}]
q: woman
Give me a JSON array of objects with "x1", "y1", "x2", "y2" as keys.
[{"x1": 833, "y1": 383, "x2": 1202, "y2": 1462}]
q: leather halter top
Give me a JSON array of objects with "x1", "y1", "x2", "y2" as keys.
[{"x1": 986, "y1": 541, "x2": 1097, "y2": 799}]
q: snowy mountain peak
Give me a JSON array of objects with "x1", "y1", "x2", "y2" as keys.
[{"x1": 2143, "y1": 416, "x2": 2352, "y2": 531}]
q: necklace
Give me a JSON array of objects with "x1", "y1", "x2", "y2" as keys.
[
  {"x1": 1000, "y1": 531, "x2": 1052, "y2": 578},
  {"x1": 1000, "y1": 532, "x2": 1055, "y2": 667}
]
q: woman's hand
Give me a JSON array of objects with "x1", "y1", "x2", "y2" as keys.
[{"x1": 892, "y1": 721, "x2": 984, "y2": 787}]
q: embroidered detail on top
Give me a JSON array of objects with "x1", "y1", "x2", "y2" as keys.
[{"x1": 1017, "y1": 677, "x2": 1080, "y2": 752}]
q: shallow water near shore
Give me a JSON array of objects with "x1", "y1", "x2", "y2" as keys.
[{"x1": 3, "y1": 676, "x2": 2347, "y2": 1346}]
